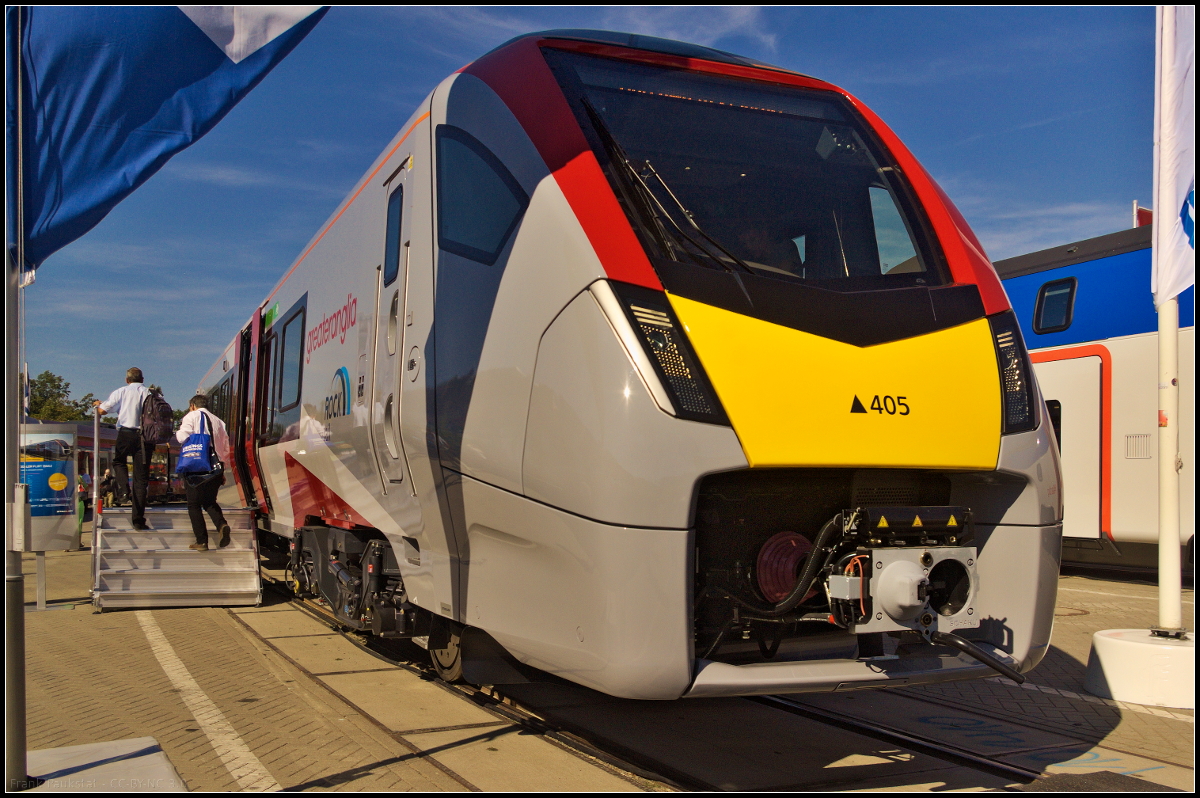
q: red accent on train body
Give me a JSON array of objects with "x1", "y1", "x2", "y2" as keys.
[
  {"x1": 284, "y1": 453, "x2": 373, "y2": 531},
  {"x1": 462, "y1": 37, "x2": 662, "y2": 291}
]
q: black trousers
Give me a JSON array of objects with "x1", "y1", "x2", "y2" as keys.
[
  {"x1": 185, "y1": 475, "x2": 226, "y2": 544},
  {"x1": 113, "y1": 428, "x2": 153, "y2": 526}
]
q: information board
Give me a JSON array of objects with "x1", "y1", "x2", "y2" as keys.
[{"x1": 20, "y1": 432, "x2": 76, "y2": 517}]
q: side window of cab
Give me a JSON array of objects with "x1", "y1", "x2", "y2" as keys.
[{"x1": 435, "y1": 125, "x2": 529, "y2": 265}]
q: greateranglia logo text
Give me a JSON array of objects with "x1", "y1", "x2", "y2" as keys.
[{"x1": 306, "y1": 294, "x2": 357, "y2": 364}]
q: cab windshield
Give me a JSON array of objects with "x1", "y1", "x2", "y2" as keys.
[{"x1": 545, "y1": 49, "x2": 947, "y2": 290}]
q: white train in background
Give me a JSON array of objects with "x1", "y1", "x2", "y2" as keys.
[{"x1": 996, "y1": 224, "x2": 1194, "y2": 570}]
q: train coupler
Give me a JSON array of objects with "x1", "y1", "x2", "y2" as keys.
[{"x1": 828, "y1": 506, "x2": 980, "y2": 637}]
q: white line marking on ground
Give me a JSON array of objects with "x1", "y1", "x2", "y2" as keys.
[
  {"x1": 987, "y1": 677, "x2": 1195, "y2": 723},
  {"x1": 1057, "y1": 586, "x2": 1194, "y2": 604},
  {"x1": 137, "y1": 610, "x2": 281, "y2": 791}
]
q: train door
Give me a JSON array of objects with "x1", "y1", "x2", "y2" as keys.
[
  {"x1": 1034, "y1": 356, "x2": 1102, "y2": 538},
  {"x1": 370, "y1": 158, "x2": 413, "y2": 491},
  {"x1": 245, "y1": 312, "x2": 273, "y2": 512},
  {"x1": 233, "y1": 325, "x2": 260, "y2": 508}
]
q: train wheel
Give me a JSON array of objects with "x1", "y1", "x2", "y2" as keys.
[{"x1": 430, "y1": 630, "x2": 463, "y2": 683}]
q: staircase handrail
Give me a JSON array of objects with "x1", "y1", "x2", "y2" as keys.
[{"x1": 91, "y1": 405, "x2": 102, "y2": 604}]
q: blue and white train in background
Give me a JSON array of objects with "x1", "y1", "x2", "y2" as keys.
[{"x1": 996, "y1": 225, "x2": 1195, "y2": 570}]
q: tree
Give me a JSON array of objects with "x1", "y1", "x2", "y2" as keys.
[
  {"x1": 25, "y1": 370, "x2": 114, "y2": 422},
  {"x1": 27, "y1": 371, "x2": 83, "y2": 421}
]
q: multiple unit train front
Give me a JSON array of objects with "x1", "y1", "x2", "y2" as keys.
[{"x1": 199, "y1": 31, "x2": 1062, "y2": 699}]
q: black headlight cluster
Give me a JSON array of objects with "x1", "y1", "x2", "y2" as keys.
[
  {"x1": 609, "y1": 281, "x2": 729, "y2": 425},
  {"x1": 989, "y1": 310, "x2": 1039, "y2": 435}
]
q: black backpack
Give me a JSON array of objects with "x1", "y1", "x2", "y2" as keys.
[{"x1": 140, "y1": 388, "x2": 174, "y2": 446}]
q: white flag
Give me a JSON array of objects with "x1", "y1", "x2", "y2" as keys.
[{"x1": 1152, "y1": 6, "x2": 1196, "y2": 307}]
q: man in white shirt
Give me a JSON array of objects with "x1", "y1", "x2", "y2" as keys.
[
  {"x1": 94, "y1": 367, "x2": 153, "y2": 530},
  {"x1": 176, "y1": 394, "x2": 232, "y2": 550}
]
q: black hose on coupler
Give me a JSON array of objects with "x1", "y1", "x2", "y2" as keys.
[{"x1": 930, "y1": 631, "x2": 1026, "y2": 684}]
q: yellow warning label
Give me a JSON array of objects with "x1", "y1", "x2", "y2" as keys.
[
  {"x1": 47, "y1": 473, "x2": 68, "y2": 492},
  {"x1": 877, "y1": 516, "x2": 889, "y2": 528},
  {"x1": 912, "y1": 515, "x2": 923, "y2": 527},
  {"x1": 948, "y1": 515, "x2": 958, "y2": 527}
]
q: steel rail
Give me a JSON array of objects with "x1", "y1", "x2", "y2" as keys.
[
  {"x1": 753, "y1": 694, "x2": 1043, "y2": 782},
  {"x1": 257, "y1": 572, "x2": 694, "y2": 791},
  {"x1": 259, "y1": 570, "x2": 1042, "y2": 790}
]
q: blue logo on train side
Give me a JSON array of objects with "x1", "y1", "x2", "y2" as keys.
[{"x1": 325, "y1": 367, "x2": 351, "y2": 422}]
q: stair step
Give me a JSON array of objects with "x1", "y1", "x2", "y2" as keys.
[
  {"x1": 100, "y1": 533, "x2": 254, "y2": 552},
  {"x1": 94, "y1": 590, "x2": 260, "y2": 608},
  {"x1": 100, "y1": 552, "x2": 257, "y2": 571},
  {"x1": 100, "y1": 517, "x2": 255, "y2": 532},
  {"x1": 99, "y1": 571, "x2": 259, "y2": 592},
  {"x1": 100, "y1": 564, "x2": 257, "y2": 574},
  {"x1": 93, "y1": 508, "x2": 263, "y2": 609}
]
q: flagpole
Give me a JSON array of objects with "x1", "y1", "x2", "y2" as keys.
[
  {"x1": 5, "y1": 4, "x2": 32, "y2": 789},
  {"x1": 1156, "y1": 294, "x2": 1181, "y2": 633},
  {"x1": 1152, "y1": 4, "x2": 1184, "y2": 637}
]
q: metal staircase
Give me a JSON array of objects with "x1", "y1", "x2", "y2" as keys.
[{"x1": 92, "y1": 507, "x2": 261, "y2": 609}]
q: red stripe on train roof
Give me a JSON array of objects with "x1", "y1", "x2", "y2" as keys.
[{"x1": 466, "y1": 36, "x2": 1010, "y2": 314}]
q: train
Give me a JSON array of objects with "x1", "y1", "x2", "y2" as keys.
[
  {"x1": 996, "y1": 224, "x2": 1195, "y2": 571},
  {"x1": 198, "y1": 30, "x2": 1062, "y2": 699}
]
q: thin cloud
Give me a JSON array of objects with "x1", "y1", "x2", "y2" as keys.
[
  {"x1": 954, "y1": 103, "x2": 1124, "y2": 147},
  {"x1": 929, "y1": 172, "x2": 1133, "y2": 259},
  {"x1": 960, "y1": 201, "x2": 1128, "y2": 261},
  {"x1": 601, "y1": 6, "x2": 777, "y2": 51},
  {"x1": 166, "y1": 162, "x2": 345, "y2": 198},
  {"x1": 398, "y1": 6, "x2": 777, "y2": 58},
  {"x1": 400, "y1": 6, "x2": 545, "y2": 49}
]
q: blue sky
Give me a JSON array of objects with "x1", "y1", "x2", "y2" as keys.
[{"x1": 23, "y1": 6, "x2": 1155, "y2": 409}]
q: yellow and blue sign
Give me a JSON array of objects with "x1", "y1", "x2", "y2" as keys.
[{"x1": 19, "y1": 432, "x2": 75, "y2": 517}]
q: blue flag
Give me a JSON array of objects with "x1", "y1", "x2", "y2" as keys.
[{"x1": 5, "y1": 6, "x2": 328, "y2": 275}]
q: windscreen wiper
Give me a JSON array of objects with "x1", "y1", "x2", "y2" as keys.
[
  {"x1": 580, "y1": 99, "x2": 756, "y2": 299},
  {"x1": 579, "y1": 100, "x2": 682, "y2": 261},
  {"x1": 637, "y1": 159, "x2": 757, "y2": 277}
]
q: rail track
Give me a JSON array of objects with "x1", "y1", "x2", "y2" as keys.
[
  {"x1": 255, "y1": 568, "x2": 1047, "y2": 791},
  {"x1": 258, "y1": 572, "x2": 696, "y2": 789}
]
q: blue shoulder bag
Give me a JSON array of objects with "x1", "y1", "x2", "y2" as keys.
[{"x1": 176, "y1": 411, "x2": 218, "y2": 475}]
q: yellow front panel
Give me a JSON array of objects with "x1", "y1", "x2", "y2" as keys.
[{"x1": 668, "y1": 294, "x2": 1001, "y2": 469}]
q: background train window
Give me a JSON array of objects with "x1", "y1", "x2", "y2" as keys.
[
  {"x1": 1033, "y1": 277, "x2": 1077, "y2": 334},
  {"x1": 383, "y1": 186, "x2": 403, "y2": 286},
  {"x1": 435, "y1": 125, "x2": 529, "y2": 265},
  {"x1": 278, "y1": 310, "x2": 305, "y2": 411},
  {"x1": 545, "y1": 49, "x2": 947, "y2": 291}
]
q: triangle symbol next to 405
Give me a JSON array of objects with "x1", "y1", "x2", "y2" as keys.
[{"x1": 850, "y1": 395, "x2": 868, "y2": 413}]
